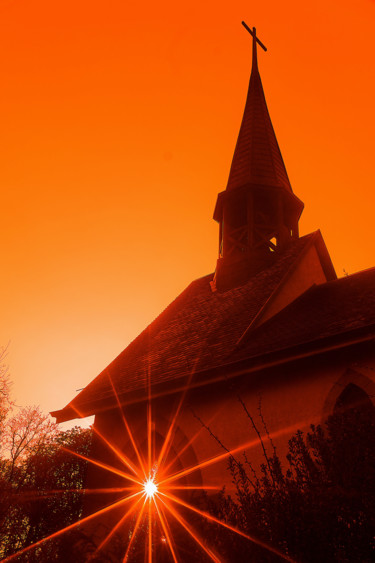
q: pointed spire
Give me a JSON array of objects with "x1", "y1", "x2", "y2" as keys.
[
  {"x1": 251, "y1": 25, "x2": 258, "y2": 72},
  {"x1": 211, "y1": 25, "x2": 304, "y2": 291},
  {"x1": 226, "y1": 25, "x2": 293, "y2": 193}
]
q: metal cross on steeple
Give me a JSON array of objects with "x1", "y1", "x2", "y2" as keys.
[{"x1": 241, "y1": 21, "x2": 267, "y2": 52}]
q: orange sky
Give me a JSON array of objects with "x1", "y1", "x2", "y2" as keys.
[{"x1": 0, "y1": 0, "x2": 374, "y2": 428}]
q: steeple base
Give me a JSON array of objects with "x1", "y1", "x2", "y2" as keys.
[{"x1": 212, "y1": 250, "x2": 277, "y2": 292}]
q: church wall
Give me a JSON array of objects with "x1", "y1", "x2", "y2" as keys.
[
  {"x1": 81, "y1": 341, "x2": 375, "y2": 535},
  {"x1": 169, "y1": 341, "x2": 375, "y2": 495}
]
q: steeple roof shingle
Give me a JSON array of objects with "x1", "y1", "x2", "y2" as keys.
[{"x1": 226, "y1": 28, "x2": 292, "y2": 193}]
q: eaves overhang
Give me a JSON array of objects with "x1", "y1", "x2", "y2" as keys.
[
  {"x1": 51, "y1": 323, "x2": 375, "y2": 423},
  {"x1": 213, "y1": 183, "x2": 304, "y2": 223}
]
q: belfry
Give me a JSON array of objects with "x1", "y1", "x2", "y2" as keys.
[
  {"x1": 51, "y1": 23, "x2": 375, "y2": 555},
  {"x1": 213, "y1": 25, "x2": 303, "y2": 290}
]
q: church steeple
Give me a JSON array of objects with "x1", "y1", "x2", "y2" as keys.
[
  {"x1": 226, "y1": 24, "x2": 292, "y2": 193},
  {"x1": 212, "y1": 24, "x2": 304, "y2": 292}
]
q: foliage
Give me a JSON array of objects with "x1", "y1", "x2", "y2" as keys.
[
  {"x1": 0, "y1": 345, "x2": 12, "y2": 444},
  {"x1": 2, "y1": 406, "x2": 58, "y2": 475},
  {"x1": 0, "y1": 389, "x2": 91, "y2": 559},
  {"x1": 0, "y1": 424, "x2": 92, "y2": 560},
  {"x1": 210, "y1": 400, "x2": 375, "y2": 562},
  {"x1": 0, "y1": 346, "x2": 93, "y2": 560}
]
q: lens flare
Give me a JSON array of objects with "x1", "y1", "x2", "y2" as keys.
[
  {"x1": 144, "y1": 477, "x2": 158, "y2": 499},
  {"x1": 5, "y1": 369, "x2": 301, "y2": 563}
]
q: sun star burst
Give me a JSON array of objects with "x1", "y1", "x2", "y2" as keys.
[
  {"x1": 5, "y1": 369, "x2": 297, "y2": 563},
  {"x1": 144, "y1": 477, "x2": 158, "y2": 499}
]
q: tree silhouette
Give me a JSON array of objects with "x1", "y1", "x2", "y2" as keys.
[
  {"x1": 210, "y1": 395, "x2": 375, "y2": 562},
  {"x1": 0, "y1": 425, "x2": 92, "y2": 560}
]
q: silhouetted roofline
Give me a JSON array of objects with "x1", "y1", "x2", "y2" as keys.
[{"x1": 51, "y1": 245, "x2": 375, "y2": 425}]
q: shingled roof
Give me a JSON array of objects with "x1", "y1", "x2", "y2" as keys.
[
  {"x1": 52, "y1": 233, "x2": 326, "y2": 422},
  {"x1": 52, "y1": 231, "x2": 375, "y2": 424},
  {"x1": 235, "y1": 266, "x2": 375, "y2": 361}
]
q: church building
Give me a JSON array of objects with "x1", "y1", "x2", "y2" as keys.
[{"x1": 51, "y1": 24, "x2": 375, "y2": 544}]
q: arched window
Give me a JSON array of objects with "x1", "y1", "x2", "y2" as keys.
[
  {"x1": 327, "y1": 383, "x2": 375, "y2": 491},
  {"x1": 333, "y1": 382, "x2": 375, "y2": 418}
]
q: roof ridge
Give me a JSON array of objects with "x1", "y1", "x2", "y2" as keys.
[
  {"x1": 334, "y1": 265, "x2": 375, "y2": 282},
  {"x1": 235, "y1": 232, "x2": 318, "y2": 346}
]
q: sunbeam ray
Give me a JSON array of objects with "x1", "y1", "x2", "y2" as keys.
[
  {"x1": 71, "y1": 404, "x2": 141, "y2": 478},
  {"x1": 146, "y1": 327, "x2": 153, "y2": 477},
  {"x1": 156, "y1": 359, "x2": 199, "y2": 471},
  {"x1": 94, "y1": 494, "x2": 145, "y2": 555},
  {"x1": 154, "y1": 496, "x2": 179, "y2": 563},
  {"x1": 163, "y1": 485, "x2": 220, "y2": 491},
  {"x1": 9, "y1": 486, "x2": 137, "y2": 504},
  {"x1": 3, "y1": 491, "x2": 143, "y2": 562},
  {"x1": 162, "y1": 410, "x2": 222, "y2": 476},
  {"x1": 159, "y1": 495, "x2": 221, "y2": 563},
  {"x1": 160, "y1": 491, "x2": 296, "y2": 563},
  {"x1": 123, "y1": 497, "x2": 148, "y2": 562},
  {"x1": 107, "y1": 370, "x2": 148, "y2": 479},
  {"x1": 61, "y1": 447, "x2": 142, "y2": 485},
  {"x1": 147, "y1": 400, "x2": 152, "y2": 475},
  {"x1": 161, "y1": 417, "x2": 316, "y2": 487},
  {"x1": 148, "y1": 496, "x2": 153, "y2": 563}
]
